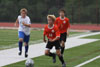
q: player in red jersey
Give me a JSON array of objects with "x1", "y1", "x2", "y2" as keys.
[
  {"x1": 55, "y1": 9, "x2": 70, "y2": 55},
  {"x1": 43, "y1": 15, "x2": 66, "y2": 67}
]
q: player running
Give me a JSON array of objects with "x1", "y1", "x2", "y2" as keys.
[
  {"x1": 55, "y1": 9, "x2": 70, "y2": 55},
  {"x1": 43, "y1": 15, "x2": 66, "y2": 67},
  {"x1": 15, "y1": 8, "x2": 31, "y2": 58}
]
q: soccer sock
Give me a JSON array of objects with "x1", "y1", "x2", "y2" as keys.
[
  {"x1": 61, "y1": 46, "x2": 65, "y2": 54},
  {"x1": 48, "y1": 52, "x2": 55, "y2": 57},
  {"x1": 58, "y1": 55, "x2": 65, "y2": 64},
  {"x1": 18, "y1": 41, "x2": 23, "y2": 52},
  {"x1": 25, "y1": 45, "x2": 29, "y2": 54}
]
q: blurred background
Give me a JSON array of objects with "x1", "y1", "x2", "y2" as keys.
[{"x1": 0, "y1": 0, "x2": 99, "y2": 25}]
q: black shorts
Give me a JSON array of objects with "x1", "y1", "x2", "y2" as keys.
[
  {"x1": 46, "y1": 40, "x2": 61, "y2": 50},
  {"x1": 60, "y1": 32, "x2": 67, "y2": 42}
]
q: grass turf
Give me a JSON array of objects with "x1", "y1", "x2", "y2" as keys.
[
  {"x1": 3, "y1": 33, "x2": 100, "y2": 67},
  {"x1": 0, "y1": 29, "x2": 82, "y2": 50},
  {"x1": 82, "y1": 34, "x2": 100, "y2": 39},
  {"x1": 0, "y1": 29, "x2": 43, "y2": 50}
]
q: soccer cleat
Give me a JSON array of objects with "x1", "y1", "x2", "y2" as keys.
[
  {"x1": 18, "y1": 52, "x2": 22, "y2": 56},
  {"x1": 25, "y1": 53, "x2": 28, "y2": 58},
  {"x1": 62, "y1": 63, "x2": 66, "y2": 67},
  {"x1": 53, "y1": 54, "x2": 56, "y2": 63}
]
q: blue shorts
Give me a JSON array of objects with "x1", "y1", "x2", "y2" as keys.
[{"x1": 18, "y1": 31, "x2": 30, "y2": 43}]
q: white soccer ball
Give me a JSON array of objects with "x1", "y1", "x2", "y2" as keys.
[{"x1": 25, "y1": 58, "x2": 34, "y2": 67}]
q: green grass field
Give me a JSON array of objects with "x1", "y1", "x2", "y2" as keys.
[
  {"x1": 0, "y1": 29, "x2": 82, "y2": 50},
  {"x1": 0, "y1": 29, "x2": 43, "y2": 50},
  {"x1": 2, "y1": 31, "x2": 100, "y2": 67},
  {"x1": 82, "y1": 34, "x2": 100, "y2": 39}
]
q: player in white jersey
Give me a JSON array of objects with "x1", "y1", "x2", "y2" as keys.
[{"x1": 15, "y1": 8, "x2": 31, "y2": 58}]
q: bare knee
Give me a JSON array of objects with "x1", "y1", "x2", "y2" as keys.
[
  {"x1": 61, "y1": 41, "x2": 65, "y2": 47},
  {"x1": 56, "y1": 50, "x2": 61, "y2": 56},
  {"x1": 19, "y1": 38, "x2": 23, "y2": 42},
  {"x1": 24, "y1": 42, "x2": 28, "y2": 46},
  {"x1": 45, "y1": 50, "x2": 50, "y2": 55}
]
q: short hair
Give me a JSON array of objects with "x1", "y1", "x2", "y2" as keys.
[
  {"x1": 47, "y1": 15, "x2": 56, "y2": 22},
  {"x1": 20, "y1": 8, "x2": 27, "y2": 13},
  {"x1": 59, "y1": 9, "x2": 66, "y2": 13}
]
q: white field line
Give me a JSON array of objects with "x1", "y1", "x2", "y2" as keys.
[
  {"x1": 74, "y1": 32, "x2": 100, "y2": 39},
  {"x1": 69, "y1": 32, "x2": 90, "y2": 37},
  {"x1": 0, "y1": 32, "x2": 100, "y2": 67},
  {"x1": 75, "y1": 55, "x2": 100, "y2": 67}
]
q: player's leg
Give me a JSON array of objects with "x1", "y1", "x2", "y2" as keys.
[
  {"x1": 24, "y1": 42, "x2": 29, "y2": 57},
  {"x1": 55, "y1": 40, "x2": 66, "y2": 67},
  {"x1": 61, "y1": 41, "x2": 65, "y2": 54},
  {"x1": 60, "y1": 33, "x2": 67, "y2": 55},
  {"x1": 45, "y1": 41, "x2": 56, "y2": 63},
  {"x1": 56, "y1": 50, "x2": 66, "y2": 67},
  {"x1": 24, "y1": 35, "x2": 30, "y2": 58},
  {"x1": 45, "y1": 49, "x2": 56, "y2": 63},
  {"x1": 18, "y1": 31, "x2": 24, "y2": 55}
]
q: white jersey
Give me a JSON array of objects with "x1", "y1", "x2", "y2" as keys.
[{"x1": 18, "y1": 15, "x2": 31, "y2": 35}]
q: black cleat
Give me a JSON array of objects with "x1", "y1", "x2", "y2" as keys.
[
  {"x1": 18, "y1": 52, "x2": 22, "y2": 56},
  {"x1": 53, "y1": 54, "x2": 56, "y2": 63},
  {"x1": 25, "y1": 53, "x2": 28, "y2": 58},
  {"x1": 62, "y1": 62, "x2": 66, "y2": 67}
]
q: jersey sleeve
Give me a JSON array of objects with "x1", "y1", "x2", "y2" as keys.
[{"x1": 55, "y1": 26, "x2": 60, "y2": 37}]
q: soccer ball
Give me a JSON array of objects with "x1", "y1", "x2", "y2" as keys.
[{"x1": 25, "y1": 58, "x2": 34, "y2": 67}]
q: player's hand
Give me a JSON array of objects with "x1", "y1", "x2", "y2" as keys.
[
  {"x1": 22, "y1": 22, "x2": 26, "y2": 26},
  {"x1": 49, "y1": 39, "x2": 54, "y2": 42},
  {"x1": 43, "y1": 39, "x2": 47, "y2": 43},
  {"x1": 67, "y1": 32, "x2": 69, "y2": 37}
]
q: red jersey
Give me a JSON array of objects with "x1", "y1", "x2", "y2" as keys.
[
  {"x1": 43, "y1": 24, "x2": 60, "y2": 40},
  {"x1": 55, "y1": 17, "x2": 70, "y2": 33}
]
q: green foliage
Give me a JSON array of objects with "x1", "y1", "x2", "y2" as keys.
[{"x1": 0, "y1": 0, "x2": 99, "y2": 23}]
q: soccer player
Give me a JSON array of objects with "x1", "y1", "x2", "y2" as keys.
[
  {"x1": 43, "y1": 15, "x2": 66, "y2": 67},
  {"x1": 55, "y1": 9, "x2": 70, "y2": 55},
  {"x1": 15, "y1": 8, "x2": 31, "y2": 58}
]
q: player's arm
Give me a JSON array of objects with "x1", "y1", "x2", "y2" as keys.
[
  {"x1": 22, "y1": 22, "x2": 31, "y2": 27},
  {"x1": 43, "y1": 35, "x2": 47, "y2": 43},
  {"x1": 43, "y1": 27, "x2": 47, "y2": 43},
  {"x1": 66, "y1": 19, "x2": 70, "y2": 36},
  {"x1": 67, "y1": 28, "x2": 70, "y2": 36},
  {"x1": 14, "y1": 19, "x2": 19, "y2": 27}
]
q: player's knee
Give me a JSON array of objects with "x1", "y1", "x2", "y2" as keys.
[
  {"x1": 61, "y1": 41, "x2": 65, "y2": 47},
  {"x1": 19, "y1": 38, "x2": 23, "y2": 42},
  {"x1": 24, "y1": 42, "x2": 28, "y2": 46},
  {"x1": 45, "y1": 51, "x2": 49, "y2": 55},
  {"x1": 56, "y1": 52, "x2": 61, "y2": 56},
  {"x1": 56, "y1": 50, "x2": 61, "y2": 56},
  {"x1": 45, "y1": 52, "x2": 49, "y2": 55}
]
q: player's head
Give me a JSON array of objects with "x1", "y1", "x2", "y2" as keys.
[
  {"x1": 59, "y1": 9, "x2": 66, "y2": 17},
  {"x1": 20, "y1": 8, "x2": 27, "y2": 18},
  {"x1": 47, "y1": 15, "x2": 56, "y2": 25}
]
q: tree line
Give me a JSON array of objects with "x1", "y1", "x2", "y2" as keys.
[{"x1": 0, "y1": 0, "x2": 99, "y2": 24}]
